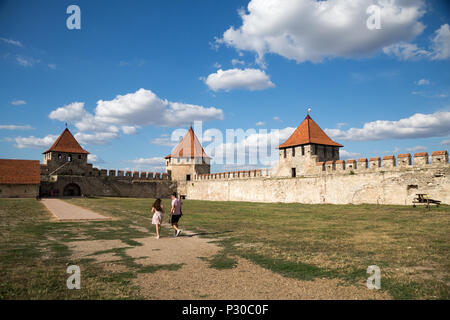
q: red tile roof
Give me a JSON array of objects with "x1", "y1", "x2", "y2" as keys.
[
  {"x1": 0, "y1": 159, "x2": 40, "y2": 185},
  {"x1": 414, "y1": 152, "x2": 428, "y2": 157},
  {"x1": 358, "y1": 158, "x2": 368, "y2": 162},
  {"x1": 165, "y1": 126, "x2": 210, "y2": 159},
  {"x1": 369, "y1": 157, "x2": 381, "y2": 161},
  {"x1": 278, "y1": 115, "x2": 343, "y2": 149},
  {"x1": 432, "y1": 150, "x2": 448, "y2": 156},
  {"x1": 398, "y1": 153, "x2": 411, "y2": 158},
  {"x1": 43, "y1": 128, "x2": 89, "y2": 154},
  {"x1": 383, "y1": 155, "x2": 395, "y2": 160}
]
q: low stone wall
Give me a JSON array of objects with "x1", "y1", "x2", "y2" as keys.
[
  {"x1": 0, "y1": 184, "x2": 39, "y2": 198},
  {"x1": 40, "y1": 176, "x2": 176, "y2": 198},
  {"x1": 179, "y1": 165, "x2": 450, "y2": 205}
]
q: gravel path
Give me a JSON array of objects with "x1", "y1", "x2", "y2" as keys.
[
  {"x1": 68, "y1": 226, "x2": 390, "y2": 300},
  {"x1": 41, "y1": 198, "x2": 110, "y2": 221}
]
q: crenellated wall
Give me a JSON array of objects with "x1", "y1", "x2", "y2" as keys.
[{"x1": 178, "y1": 150, "x2": 450, "y2": 205}]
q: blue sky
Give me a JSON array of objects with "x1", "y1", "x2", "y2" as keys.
[{"x1": 1, "y1": 0, "x2": 449, "y2": 173}]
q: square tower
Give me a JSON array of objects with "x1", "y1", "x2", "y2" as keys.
[{"x1": 275, "y1": 114, "x2": 343, "y2": 177}]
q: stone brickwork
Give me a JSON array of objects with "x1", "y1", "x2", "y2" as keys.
[{"x1": 179, "y1": 150, "x2": 450, "y2": 205}]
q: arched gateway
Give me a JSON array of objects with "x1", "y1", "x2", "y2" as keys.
[{"x1": 63, "y1": 183, "x2": 81, "y2": 197}]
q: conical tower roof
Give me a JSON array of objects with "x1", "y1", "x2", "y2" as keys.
[
  {"x1": 43, "y1": 128, "x2": 89, "y2": 154},
  {"x1": 278, "y1": 114, "x2": 343, "y2": 148},
  {"x1": 165, "y1": 126, "x2": 210, "y2": 159}
]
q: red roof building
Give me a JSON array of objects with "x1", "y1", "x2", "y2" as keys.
[
  {"x1": 278, "y1": 115, "x2": 343, "y2": 149},
  {"x1": 0, "y1": 159, "x2": 40, "y2": 185},
  {"x1": 165, "y1": 126, "x2": 210, "y2": 159},
  {"x1": 43, "y1": 128, "x2": 89, "y2": 155}
]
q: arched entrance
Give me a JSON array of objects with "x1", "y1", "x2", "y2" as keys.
[{"x1": 63, "y1": 183, "x2": 81, "y2": 197}]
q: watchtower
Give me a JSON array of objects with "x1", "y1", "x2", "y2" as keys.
[
  {"x1": 165, "y1": 126, "x2": 211, "y2": 181},
  {"x1": 275, "y1": 113, "x2": 343, "y2": 177}
]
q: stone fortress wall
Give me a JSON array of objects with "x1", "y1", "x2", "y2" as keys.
[{"x1": 177, "y1": 151, "x2": 450, "y2": 205}]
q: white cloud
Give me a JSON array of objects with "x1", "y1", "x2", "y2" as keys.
[
  {"x1": 431, "y1": 24, "x2": 450, "y2": 60},
  {"x1": 49, "y1": 102, "x2": 87, "y2": 122},
  {"x1": 441, "y1": 139, "x2": 450, "y2": 146},
  {"x1": 204, "y1": 68, "x2": 275, "y2": 91},
  {"x1": 218, "y1": 0, "x2": 426, "y2": 64},
  {"x1": 87, "y1": 154, "x2": 104, "y2": 164},
  {"x1": 405, "y1": 145, "x2": 427, "y2": 152},
  {"x1": 121, "y1": 126, "x2": 138, "y2": 135},
  {"x1": 47, "y1": 88, "x2": 224, "y2": 146},
  {"x1": 11, "y1": 100, "x2": 26, "y2": 106},
  {"x1": 151, "y1": 134, "x2": 179, "y2": 147},
  {"x1": 48, "y1": 64, "x2": 56, "y2": 70},
  {"x1": 273, "y1": 116, "x2": 282, "y2": 121},
  {"x1": 255, "y1": 121, "x2": 266, "y2": 126},
  {"x1": 339, "y1": 150, "x2": 362, "y2": 159},
  {"x1": 127, "y1": 157, "x2": 166, "y2": 171},
  {"x1": 16, "y1": 55, "x2": 39, "y2": 67},
  {"x1": 213, "y1": 62, "x2": 222, "y2": 68},
  {"x1": 0, "y1": 37, "x2": 23, "y2": 47},
  {"x1": 325, "y1": 111, "x2": 450, "y2": 141},
  {"x1": 0, "y1": 124, "x2": 33, "y2": 130},
  {"x1": 14, "y1": 134, "x2": 58, "y2": 149},
  {"x1": 94, "y1": 88, "x2": 223, "y2": 127},
  {"x1": 74, "y1": 132, "x2": 119, "y2": 145},
  {"x1": 382, "y1": 42, "x2": 430, "y2": 60},
  {"x1": 416, "y1": 79, "x2": 430, "y2": 86},
  {"x1": 231, "y1": 59, "x2": 245, "y2": 66}
]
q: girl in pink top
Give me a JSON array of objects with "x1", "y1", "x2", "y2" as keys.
[{"x1": 151, "y1": 198, "x2": 164, "y2": 239}]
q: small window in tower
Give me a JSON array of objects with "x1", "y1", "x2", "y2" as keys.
[
  {"x1": 292, "y1": 147, "x2": 295, "y2": 157},
  {"x1": 291, "y1": 168, "x2": 296, "y2": 178},
  {"x1": 68, "y1": 155, "x2": 72, "y2": 162},
  {"x1": 301, "y1": 146, "x2": 305, "y2": 156},
  {"x1": 284, "y1": 149, "x2": 287, "y2": 158},
  {"x1": 186, "y1": 174, "x2": 191, "y2": 181},
  {"x1": 78, "y1": 155, "x2": 82, "y2": 159},
  {"x1": 58, "y1": 154, "x2": 62, "y2": 159}
]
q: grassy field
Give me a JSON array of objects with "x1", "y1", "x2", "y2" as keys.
[{"x1": 0, "y1": 197, "x2": 449, "y2": 299}]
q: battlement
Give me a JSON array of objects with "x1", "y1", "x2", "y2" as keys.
[
  {"x1": 84, "y1": 168, "x2": 169, "y2": 180},
  {"x1": 194, "y1": 169, "x2": 271, "y2": 180},
  {"x1": 315, "y1": 150, "x2": 448, "y2": 175}
]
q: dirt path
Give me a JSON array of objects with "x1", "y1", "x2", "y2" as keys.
[
  {"x1": 68, "y1": 225, "x2": 390, "y2": 300},
  {"x1": 41, "y1": 198, "x2": 110, "y2": 221}
]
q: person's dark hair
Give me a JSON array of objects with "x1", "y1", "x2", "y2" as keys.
[
  {"x1": 153, "y1": 198, "x2": 162, "y2": 212},
  {"x1": 172, "y1": 192, "x2": 177, "y2": 197}
]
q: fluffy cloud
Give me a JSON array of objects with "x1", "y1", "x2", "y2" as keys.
[
  {"x1": 49, "y1": 102, "x2": 87, "y2": 122},
  {"x1": 94, "y1": 88, "x2": 223, "y2": 127},
  {"x1": 14, "y1": 134, "x2": 58, "y2": 149},
  {"x1": 382, "y1": 42, "x2": 430, "y2": 60},
  {"x1": 11, "y1": 100, "x2": 26, "y2": 106},
  {"x1": 325, "y1": 111, "x2": 450, "y2": 141},
  {"x1": 87, "y1": 154, "x2": 104, "y2": 164},
  {"x1": 74, "y1": 132, "x2": 119, "y2": 145},
  {"x1": 441, "y1": 139, "x2": 450, "y2": 146},
  {"x1": 47, "y1": 88, "x2": 224, "y2": 146},
  {"x1": 431, "y1": 24, "x2": 450, "y2": 60},
  {"x1": 0, "y1": 124, "x2": 33, "y2": 130},
  {"x1": 255, "y1": 121, "x2": 266, "y2": 126},
  {"x1": 218, "y1": 0, "x2": 426, "y2": 64},
  {"x1": 204, "y1": 68, "x2": 275, "y2": 91}
]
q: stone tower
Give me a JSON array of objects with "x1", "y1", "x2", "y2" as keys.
[
  {"x1": 275, "y1": 114, "x2": 343, "y2": 177},
  {"x1": 42, "y1": 128, "x2": 90, "y2": 175},
  {"x1": 165, "y1": 126, "x2": 211, "y2": 181}
]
